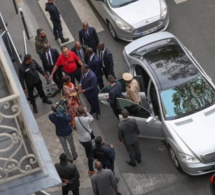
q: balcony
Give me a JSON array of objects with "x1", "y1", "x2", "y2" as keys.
[{"x1": 0, "y1": 13, "x2": 61, "y2": 195}]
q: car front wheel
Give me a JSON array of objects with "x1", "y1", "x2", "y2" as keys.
[
  {"x1": 169, "y1": 146, "x2": 181, "y2": 170},
  {"x1": 108, "y1": 21, "x2": 118, "y2": 40}
]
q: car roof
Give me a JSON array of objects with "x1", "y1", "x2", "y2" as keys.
[{"x1": 125, "y1": 32, "x2": 200, "y2": 90}]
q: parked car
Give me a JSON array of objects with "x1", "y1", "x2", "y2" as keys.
[
  {"x1": 99, "y1": 31, "x2": 215, "y2": 175},
  {"x1": 210, "y1": 173, "x2": 215, "y2": 195},
  {"x1": 88, "y1": 0, "x2": 169, "y2": 41}
]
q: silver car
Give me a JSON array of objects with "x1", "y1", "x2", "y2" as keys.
[
  {"x1": 88, "y1": 0, "x2": 169, "y2": 41},
  {"x1": 99, "y1": 31, "x2": 215, "y2": 175}
]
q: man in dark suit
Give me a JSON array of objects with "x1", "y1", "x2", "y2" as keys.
[
  {"x1": 97, "y1": 42, "x2": 116, "y2": 79},
  {"x1": 86, "y1": 48, "x2": 104, "y2": 90},
  {"x1": 41, "y1": 43, "x2": 62, "y2": 93},
  {"x1": 71, "y1": 42, "x2": 88, "y2": 82},
  {"x1": 78, "y1": 64, "x2": 101, "y2": 120},
  {"x1": 118, "y1": 109, "x2": 141, "y2": 167},
  {"x1": 107, "y1": 75, "x2": 124, "y2": 119},
  {"x1": 79, "y1": 22, "x2": 99, "y2": 53}
]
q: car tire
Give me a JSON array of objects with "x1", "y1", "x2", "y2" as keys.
[
  {"x1": 169, "y1": 146, "x2": 181, "y2": 170},
  {"x1": 107, "y1": 21, "x2": 118, "y2": 40}
]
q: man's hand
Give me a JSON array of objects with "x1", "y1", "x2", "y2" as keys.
[
  {"x1": 78, "y1": 89, "x2": 85, "y2": 93},
  {"x1": 44, "y1": 74, "x2": 49, "y2": 80},
  {"x1": 110, "y1": 144, "x2": 114, "y2": 148},
  {"x1": 49, "y1": 74, "x2": 53, "y2": 80},
  {"x1": 24, "y1": 88, "x2": 27, "y2": 94}
]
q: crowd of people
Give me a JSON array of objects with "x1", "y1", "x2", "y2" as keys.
[{"x1": 18, "y1": 0, "x2": 144, "y2": 194}]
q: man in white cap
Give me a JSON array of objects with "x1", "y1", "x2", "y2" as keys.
[{"x1": 122, "y1": 72, "x2": 141, "y2": 105}]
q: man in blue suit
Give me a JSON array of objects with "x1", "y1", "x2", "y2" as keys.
[
  {"x1": 107, "y1": 75, "x2": 124, "y2": 119},
  {"x1": 79, "y1": 22, "x2": 99, "y2": 53},
  {"x1": 78, "y1": 64, "x2": 101, "y2": 120},
  {"x1": 86, "y1": 48, "x2": 104, "y2": 90}
]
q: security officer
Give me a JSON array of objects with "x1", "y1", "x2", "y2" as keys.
[
  {"x1": 19, "y1": 54, "x2": 52, "y2": 114},
  {"x1": 45, "y1": 0, "x2": 69, "y2": 44},
  {"x1": 122, "y1": 72, "x2": 141, "y2": 105}
]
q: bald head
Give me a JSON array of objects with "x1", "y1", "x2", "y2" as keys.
[
  {"x1": 97, "y1": 42, "x2": 105, "y2": 51},
  {"x1": 75, "y1": 42, "x2": 81, "y2": 50},
  {"x1": 95, "y1": 161, "x2": 103, "y2": 171},
  {"x1": 83, "y1": 22, "x2": 89, "y2": 31},
  {"x1": 121, "y1": 109, "x2": 129, "y2": 118},
  {"x1": 86, "y1": 48, "x2": 94, "y2": 56}
]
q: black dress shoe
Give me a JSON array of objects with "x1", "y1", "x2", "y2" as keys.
[
  {"x1": 137, "y1": 159, "x2": 141, "y2": 163},
  {"x1": 126, "y1": 160, "x2": 136, "y2": 167},
  {"x1": 73, "y1": 154, "x2": 78, "y2": 161},
  {"x1": 32, "y1": 104, "x2": 38, "y2": 114},
  {"x1": 42, "y1": 99, "x2": 52, "y2": 104},
  {"x1": 57, "y1": 88, "x2": 61, "y2": 94},
  {"x1": 96, "y1": 113, "x2": 101, "y2": 120},
  {"x1": 61, "y1": 38, "x2": 69, "y2": 44}
]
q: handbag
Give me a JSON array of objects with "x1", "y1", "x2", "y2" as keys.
[{"x1": 78, "y1": 117, "x2": 95, "y2": 140}]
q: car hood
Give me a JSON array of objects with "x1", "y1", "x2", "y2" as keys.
[
  {"x1": 166, "y1": 105, "x2": 215, "y2": 158},
  {"x1": 113, "y1": 0, "x2": 161, "y2": 27}
]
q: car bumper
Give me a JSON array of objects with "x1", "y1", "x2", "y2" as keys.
[
  {"x1": 115, "y1": 14, "x2": 170, "y2": 42},
  {"x1": 180, "y1": 161, "x2": 215, "y2": 176}
]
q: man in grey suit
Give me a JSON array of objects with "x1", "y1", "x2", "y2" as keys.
[
  {"x1": 91, "y1": 161, "x2": 119, "y2": 195},
  {"x1": 118, "y1": 109, "x2": 141, "y2": 167}
]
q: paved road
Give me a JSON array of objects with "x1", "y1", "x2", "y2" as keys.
[{"x1": 1, "y1": 0, "x2": 215, "y2": 194}]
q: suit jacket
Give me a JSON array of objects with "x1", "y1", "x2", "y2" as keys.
[
  {"x1": 108, "y1": 81, "x2": 124, "y2": 108},
  {"x1": 91, "y1": 169, "x2": 117, "y2": 195},
  {"x1": 80, "y1": 69, "x2": 99, "y2": 98},
  {"x1": 88, "y1": 54, "x2": 103, "y2": 80},
  {"x1": 79, "y1": 27, "x2": 99, "y2": 52},
  {"x1": 71, "y1": 45, "x2": 88, "y2": 67},
  {"x1": 41, "y1": 48, "x2": 59, "y2": 72},
  {"x1": 99, "y1": 48, "x2": 114, "y2": 77},
  {"x1": 118, "y1": 118, "x2": 140, "y2": 146}
]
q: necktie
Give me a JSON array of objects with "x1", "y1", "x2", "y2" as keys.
[
  {"x1": 78, "y1": 49, "x2": 82, "y2": 59},
  {"x1": 47, "y1": 52, "x2": 52, "y2": 66},
  {"x1": 85, "y1": 30, "x2": 88, "y2": 38}
]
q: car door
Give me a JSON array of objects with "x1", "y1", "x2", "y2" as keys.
[
  {"x1": 117, "y1": 98, "x2": 164, "y2": 140},
  {"x1": 98, "y1": 78, "x2": 147, "y2": 106}
]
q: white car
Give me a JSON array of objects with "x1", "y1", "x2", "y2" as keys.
[
  {"x1": 88, "y1": 0, "x2": 169, "y2": 41},
  {"x1": 99, "y1": 31, "x2": 215, "y2": 175}
]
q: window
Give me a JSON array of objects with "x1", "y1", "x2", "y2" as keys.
[{"x1": 135, "y1": 65, "x2": 150, "y2": 93}]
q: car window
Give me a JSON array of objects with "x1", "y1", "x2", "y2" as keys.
[
  {"x1": 160, "y1": 75, "x2": 215, "y2": 120},
  {"x1": 108, "y1": 0, "x2": 137, "y2": 8},
  {"x1": 117, "y1": 98, "x2": 150, "y2": 118}
]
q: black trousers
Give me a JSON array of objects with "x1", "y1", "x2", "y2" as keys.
[
  {"x1": 27, "y1": 80, "x2": 47, "y2": 105},
  {"x1": 80, "y1": 141, "x2": 94, "y2": 171},
  {"x1": 52, "y1": 21, "x2": 63, "y2": 38},
  {"x1": 62, "y1": 187, "x2": 79, "y2": 195},
  {"x1": 48, "y1": 67, "x2": 63, "y2": 89},
  {"x1": 66, "y1": 70, "x2": 81, "y2": 85},
  {"x1": 125, "y1": 141, "x2": 141, "y2": 165},
  {"x1": 103, "y1": 67, "x2": 116, "y2": 79},
  {"x1": 97, "y1": 77, "x2": 104, "y2": 90},
  {"x1": 85, "y1": 96, "x2": 100, "y2": 114}
]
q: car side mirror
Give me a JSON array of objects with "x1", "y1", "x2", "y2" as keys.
[{"x1": 146, "y1": 116, "x2": 157, "y2": 124}]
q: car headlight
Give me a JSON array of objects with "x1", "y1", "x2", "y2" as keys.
[
  {"x1": 115, "y1": 18, "x2": 131, "y2": 31},
  {"x1": 178, "y1": 153, "x2": 200, "y2": 164},
  {"x1": 160, "y1": 0, "x2": 168, "y2": 19}
]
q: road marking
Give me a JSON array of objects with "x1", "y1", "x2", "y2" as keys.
[
  {"x1": 174, "y1": 0, "x2": 187, "y2": 4},
  {"x1": 38, "y1": 0, "x2": 74, "y2": 44},
  {"x1": 122, "y1": 173, "x2": 180, "y2": 195},
  {"x1": 69, "y1": 0, "x2": 104, "y2": 32}
]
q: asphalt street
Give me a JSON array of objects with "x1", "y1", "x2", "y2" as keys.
[{"x1": 1, "y1": 0, "x2": 215, "y2": 194}]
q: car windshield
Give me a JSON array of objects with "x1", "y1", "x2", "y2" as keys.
[
  {"x1": 108, "y1": 0, "x2": 138, "y2": 8},
  {"x1": 160, "y1": 75, "x2": 215, "y2": 120}
]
